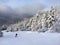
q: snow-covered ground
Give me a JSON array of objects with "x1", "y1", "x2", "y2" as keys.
[{"x1": 0, "y1": 31, "x2": 60, "y2": 45}]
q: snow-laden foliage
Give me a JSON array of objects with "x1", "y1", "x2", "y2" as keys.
[{"x1": 6, "y1": 6, "x2": 60, "y2": 33}]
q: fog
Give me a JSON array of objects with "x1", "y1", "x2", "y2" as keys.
[{"x1": 0, "y1": 3, "x2": 45, "y2": 26}]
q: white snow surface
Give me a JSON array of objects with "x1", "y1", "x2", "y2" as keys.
[{"x1": 0, "y1": 31, "x2": 60, "y2": 45}]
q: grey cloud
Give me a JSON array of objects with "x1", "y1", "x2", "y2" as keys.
[
  {"x1": 0, "y1": 3, "x2": 45, "y2": 26},
  {"x1": 16, "y1": 3, "x2": 45, "y2": 15}
]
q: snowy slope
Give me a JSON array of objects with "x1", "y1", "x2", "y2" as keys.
[{"x1": 0, "y1": 31, "x2": 60, "y2": 45}]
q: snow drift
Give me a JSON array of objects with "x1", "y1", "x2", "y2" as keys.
[{"x1": 0, "y1": 31, "x2": 60, "y2": 45}]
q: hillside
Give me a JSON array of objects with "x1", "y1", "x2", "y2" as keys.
[{"x1": 6, "y1": 6, "x2": 60, "y2": 33}]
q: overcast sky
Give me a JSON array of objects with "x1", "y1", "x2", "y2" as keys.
[
  {"x1": 0, "y1": 0, "x2": 59, "y2": 8},
  {"x1": 0, "y1": 0, "x2": 59, "y2": 26}
]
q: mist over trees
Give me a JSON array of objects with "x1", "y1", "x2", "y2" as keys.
[{"x1": 0, "y1": 3, "x2": 45, "y2": 27}]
